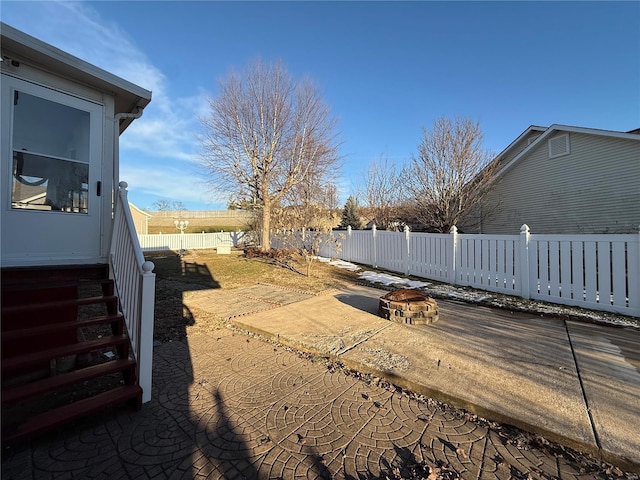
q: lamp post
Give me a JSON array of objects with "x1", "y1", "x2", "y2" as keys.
[{"x1": 174, "y1": 220, "x2": 189, "y2": 257}]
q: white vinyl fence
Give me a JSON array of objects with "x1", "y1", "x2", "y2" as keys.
[
  {"x1": 276, "y1": 225, "x2": 640, "y2": 317},
  {"x1": 138, "y1": 231, "x2": 249, "y2": 252}
]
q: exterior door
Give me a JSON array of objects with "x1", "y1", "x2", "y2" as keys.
[{"x1": 1, "y1": 74, "x2": 104, "y2": 266}]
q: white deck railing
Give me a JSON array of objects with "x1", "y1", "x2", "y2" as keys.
[
  {"x1": 280, "y1": 225, "x2": 639, "y2": 317},
  {"x1": 110, "y1": 182, "x2": 156, "y2": 403}
]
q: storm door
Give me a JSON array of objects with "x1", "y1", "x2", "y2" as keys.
[{"x1": 1, "y1": 75, "x2": 104, "y2": 264}]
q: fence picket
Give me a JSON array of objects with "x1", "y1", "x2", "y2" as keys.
[
  {"x1": 560, "y1": 241, "x2": 572, "y2": 299},
  {"x1": 612, "y1": 241, "x2": 627, "y2": 308},
  {"x1": 549, "y1": 241, "x2": 560, "y2": 298},
  {"x1": 571, "y1": 241, "x2": 584, "y2": 301},
  {"x1": 584, "y1": 241, "x2": 598, "y2": 303},
  {"x1": 597, "y1": 241, "x2": 612, "y2": 305}
]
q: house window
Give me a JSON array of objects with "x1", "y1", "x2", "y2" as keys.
[
  {"x1": 548, "y1": 133, "x2": 570, "y2": 159},
  {"x1": 11, "y1": 91, "x2": 90, "y2": 213}
]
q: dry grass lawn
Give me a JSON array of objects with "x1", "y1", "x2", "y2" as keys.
[{"x1": 146, "y1": 248, "x2": 361, "y2": 341}]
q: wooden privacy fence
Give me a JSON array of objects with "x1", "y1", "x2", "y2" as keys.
[
  {"x1": 138, "y1": 231, "x2": 248, "y2": 252},
  {"x1": 283, "y1": 225, "x2": 639, "y2": 317}
]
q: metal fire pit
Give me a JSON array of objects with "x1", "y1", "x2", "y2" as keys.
[{"x1": 378, "y1": 289, "x2": 439, "y2": 325}]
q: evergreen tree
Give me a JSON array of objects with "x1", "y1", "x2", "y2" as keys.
[{"x1": 340, "y1": 196, "x2": 362, "y2": 229}]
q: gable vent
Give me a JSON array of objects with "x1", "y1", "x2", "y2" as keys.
[{"x1": 548, "y1": 134, "x2": 570, "y2": 158}]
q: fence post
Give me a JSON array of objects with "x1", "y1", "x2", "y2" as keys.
[
  {"x1": 404, "y1": 225, "x2": 411, "y2": 275},
  {"x1": 520, "y1": 224, "x2": 531, "y2": 299},
  {"x1": 372, "y1": 224, "x2": 378, "y2": 268},
  {"x1": 346, "y1": 226, "x2": 352, "y2": 262},
  {"x1": 449, "y1": 225, "x2": 458, "y2": 285}
]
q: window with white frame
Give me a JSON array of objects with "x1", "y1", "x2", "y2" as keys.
[{"x1": 11, "y1": 90, "x2": 90, "y2": 213}]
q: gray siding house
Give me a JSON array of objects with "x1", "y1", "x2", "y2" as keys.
[{"x1": 465, "y1": 125, "x2": 640, "y2": 234}]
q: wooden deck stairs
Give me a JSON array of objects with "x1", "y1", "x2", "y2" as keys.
[{"x1": 1, "y1": 265, "x2": 142, "y2": 445}]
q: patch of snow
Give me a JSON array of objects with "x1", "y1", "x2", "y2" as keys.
[
  {"x1": 316, "y1": 256, "x2": 361, "y2": 271},
  {"x1": 319, "y1": 257, "x2": 640, "y2": 329},
  {"x1": 359, "y1": 271, "x2": 430, "y2": 289}
]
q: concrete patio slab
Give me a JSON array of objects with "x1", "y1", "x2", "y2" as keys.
[
  {"x1": 230, "y1": 284, "x2": 640, "y2": 469},
  {"x1": 566, "y1": 321, "x2": 640, "y2": 466}
]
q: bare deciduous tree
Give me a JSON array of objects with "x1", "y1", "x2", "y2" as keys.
[
  {"x1": 199, "y1": 59, "x2": 340, "y2": 250},
  {"x1": 405, "y1": 116, "x2": 496, "y2": 232},
  {"x1": 361, "y1": 155, "x2": 404, "y2": 230}
]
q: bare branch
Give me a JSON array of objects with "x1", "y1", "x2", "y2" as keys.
[
  {"x1": 405, "y1": 116, "x2": 496, "y2": 232},
  {"x1": 360, "y1": 154, "x2": 405, "y2": 230},
  {"x1": 198, "y1": 59, "x2": 341, "y2": 249}
]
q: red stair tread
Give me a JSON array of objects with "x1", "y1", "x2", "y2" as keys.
[
  {"x1": 1, "y1": 295, "x2": 118, "y2": 314},
  {"x1": 2, "y1": 384, "x2": 142, "y2": 444},
  {"x1": 2, "y1": 358, "x2": 137, "y2": 406},
  {"x1": 1, "y1": 265, "x2": 109, "y2": 284},
  {"x1": 2, "y1": 336, "x2": 129, "y2": 375},
  {"x1": 1, "y1": 278, "x2": 112, "y2": 293},
  {"x1": 1, "y1": 314, "x2": 123, "y2": 342}
]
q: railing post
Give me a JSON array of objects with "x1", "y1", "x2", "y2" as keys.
[
  {"x1": 372, "y1": 224, "x2": 378, "y2": 268},
  {"x1": 404, "y1": 225, "x2": 411, "y2": 275},
  {"x1": 139, "y1": 261, "x2": 156, "y2": 403},
  {"x1": 520, "y1": 224, "x2": 531, "y2": 299},
  {"x1": 449, "y1": 226, "x2": 458, "y2": 285}
]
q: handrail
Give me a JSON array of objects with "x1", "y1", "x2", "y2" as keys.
[{"x1": 109, "y1": 181, "x2": 156, "y2": 403}]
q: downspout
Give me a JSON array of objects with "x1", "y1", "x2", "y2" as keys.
[
  {"x1": 108, "y1": 106, "x2": 144, "y2": 252},
  {"x1": 113, "y1": 106, "x2": 144, "y2": 201}
]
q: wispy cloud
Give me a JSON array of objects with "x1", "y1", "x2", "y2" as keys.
[
  {"x1": 2, "y1": 0, "x2": 208, "y2": 200},
  {"x1": 120, "y1": 163, "x2": 227, "y2": 206}
]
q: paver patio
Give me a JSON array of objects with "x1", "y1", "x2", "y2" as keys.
[{"x1": 2, "y1": 283, "x2": 639, "y2": 479}]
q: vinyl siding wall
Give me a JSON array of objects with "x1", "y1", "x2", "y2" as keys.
[
  {"x1": 498, "y1": 131, "x2": 542, "y2": 165},
  {"x1": 460, "y1": 131, "x2": 544, "y2": 231},
  {"x1": 479, "y1": 132, "x2": 640, "y2": 234}
]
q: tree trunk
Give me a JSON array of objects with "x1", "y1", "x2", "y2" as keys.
[{"x1": 261, "y1": 197, "x2": 271, "y2": 251}]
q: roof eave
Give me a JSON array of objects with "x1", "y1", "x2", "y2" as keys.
[
  {"x1": 494, "y1": 124, "x2": 640, "y2": 180},
  {"x1": 1, "y1": 22, "x2": 152, "y2": 134}
]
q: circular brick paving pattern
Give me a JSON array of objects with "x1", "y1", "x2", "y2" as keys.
[{"x1": 1, "y1": 331, "x2": 615, "y2": 479}]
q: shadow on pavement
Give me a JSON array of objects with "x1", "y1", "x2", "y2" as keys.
[{"x1": 334, "y1": 292, "x2": 380, "y2": 315}]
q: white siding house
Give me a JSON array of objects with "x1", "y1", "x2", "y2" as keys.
[
  {"x1": 1, "y1": 23, "x2": 151, "y2": 265},
  {"x1": 1, "y1": 23, "x2": 156, "y2": 442},
  {"x1": 465, "y1": 125, "x2": 640, "y2": 234}
]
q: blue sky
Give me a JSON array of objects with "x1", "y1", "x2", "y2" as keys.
[{"x1": 2, "y1": 1, "x2": 639, "y2": 210}]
